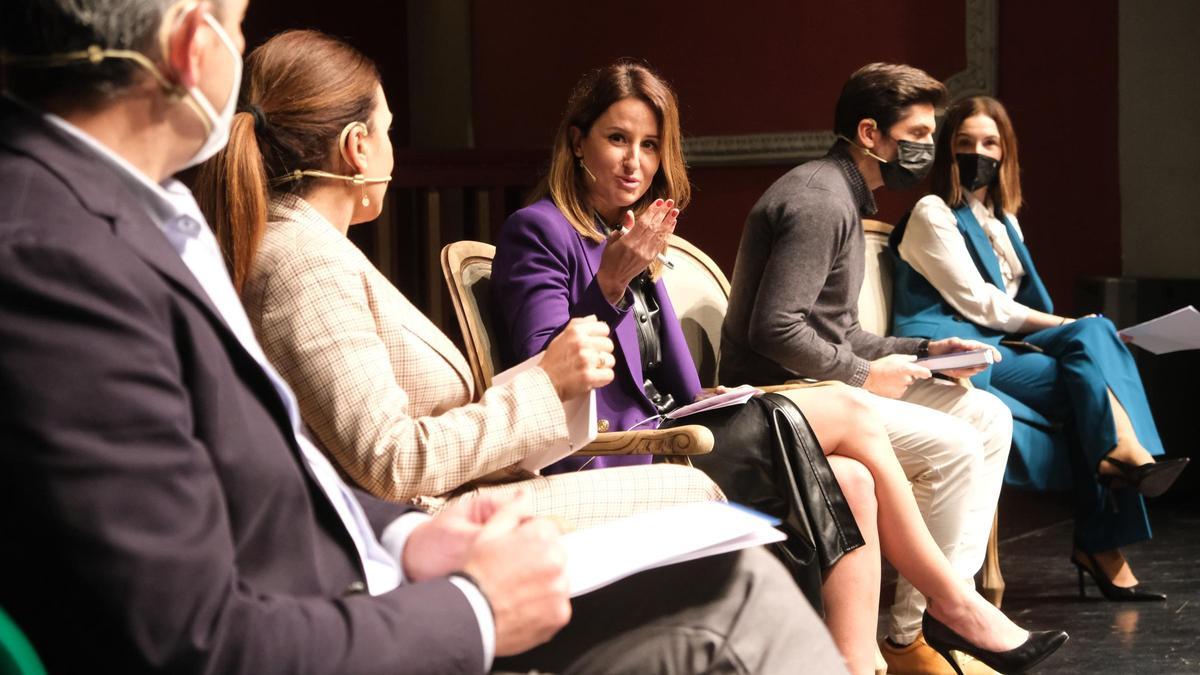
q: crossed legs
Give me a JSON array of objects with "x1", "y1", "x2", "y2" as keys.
[{"x1": 780, "y1": 384, "x2": 1024, "y2": 675}]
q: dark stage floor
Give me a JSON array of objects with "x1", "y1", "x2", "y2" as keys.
[{"x1": 881, "y1": 494, "x2": 1200, "y2": 673}]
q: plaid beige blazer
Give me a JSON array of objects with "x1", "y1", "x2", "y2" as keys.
[{"x1": 241, "y1": 195, "x2": 721, "y2": 527}]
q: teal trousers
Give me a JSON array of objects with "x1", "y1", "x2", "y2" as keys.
[{"x1": 993, "y1": 317, "x2": 1164, "y2": 552}]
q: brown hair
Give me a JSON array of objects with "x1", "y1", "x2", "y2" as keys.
[
  {"x1": 833, "y1": 62, "x2": 946, "y2": 138},
  {"x1": 193, "y1": 29, "x2": 380, "y2": 291},
  {"x1": 533, "y1": 59, "x2": 690, "y2": 263},
  {"x1": 932, "y1": 96, "x2": 1023, "y2": 215}
]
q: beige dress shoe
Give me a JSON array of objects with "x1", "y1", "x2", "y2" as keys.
[{"x1": 879, "y1": 632, "x2": 997, "y2": 675}]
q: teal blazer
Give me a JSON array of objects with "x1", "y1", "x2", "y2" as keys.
[
  {"x1": 890, "y1": 203, "x2": 1052, "y2": 390},
  {"x1": 891, "y1": 202, "x2": 1070, "y2": 490}
]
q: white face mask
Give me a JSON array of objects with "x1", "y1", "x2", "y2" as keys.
[
  {"x1": 180, "y1": 12, "x2": 243, "y2": 169},
  {"x1": 0, "y1": 8, "x2": 242, "y2": 172}
]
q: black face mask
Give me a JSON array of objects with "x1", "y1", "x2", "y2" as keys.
[
  {"x1": 877, "y1": 139, "x2": 935, "y2": 191},
  {"x1": 955, "y1": 152, "x2": 1000, "y2": 191}
]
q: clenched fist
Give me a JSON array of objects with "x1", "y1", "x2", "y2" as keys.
[{"x1": 540, "y1": 316, "x2": 616, "y2": 401}]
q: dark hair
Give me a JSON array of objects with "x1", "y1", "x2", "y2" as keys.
[
  {"x1": 193, "y1": 29, "x2": 380, "y2": 292},
  {"x1": 0, "y1": 0, "x2": 222, "y2": 105},
  {"x1": 932, "y1": 95, "x2": 1023, "y2": 214},
  {"x1": 533, "y1": 59, "x2": 690, "y2": 255},
  {"x1": 833, "y1": 62, "x2": 946, "y2": 138}
]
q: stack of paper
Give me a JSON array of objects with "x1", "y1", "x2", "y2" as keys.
[
  {"x1": 1118, "y1": 306, "x2": 1200, "y2": 354},
  {"x1": 562, "y1": 501, "x2": 785, "y2": 596},
  {"x1": 492, "y1": 352, "x2": 596, "y2": 471}
]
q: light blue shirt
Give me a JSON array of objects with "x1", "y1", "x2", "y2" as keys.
[{"x1": 38, "y1": 110, "x2": 495, "y2": 670}]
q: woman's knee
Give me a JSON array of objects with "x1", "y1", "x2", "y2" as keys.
[
  {"x1": 830, "y1": 458, "x2": 877, "y2": 516},
  {"x1": 829, "y1": 383, "x2": 887, "y2": 435},
  {"x1": 1066, "y1": 315, "x2": 1119, "y2": 341}
]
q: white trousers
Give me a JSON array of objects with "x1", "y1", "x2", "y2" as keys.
[{"x1": 871, "y1": 378, "x2": 1013, "y2": 643}]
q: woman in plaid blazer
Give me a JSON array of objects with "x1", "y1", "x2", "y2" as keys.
[{"x1": 194, "y1": 31, "x2": 724, "y2": 529}]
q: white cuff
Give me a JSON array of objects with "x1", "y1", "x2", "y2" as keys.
[
  {"x1": 379, "y1": 512, "x2": 430, "y2": 585},
  {"x1": 448, "y1": 575, "x2": 496, "y2": 673}
]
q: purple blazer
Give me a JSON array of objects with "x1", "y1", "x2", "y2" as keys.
[{"x1": 492, "y1": 198, "x2": 702, "y2": 472}]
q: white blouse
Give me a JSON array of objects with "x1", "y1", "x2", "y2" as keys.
[{"x1": 898, "y1": 193, "x2": 1030, "y2": 333}]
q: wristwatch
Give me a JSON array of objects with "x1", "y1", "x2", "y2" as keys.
[{"x1": 916, "y1": 339, "x2": 931, "y2": 359}]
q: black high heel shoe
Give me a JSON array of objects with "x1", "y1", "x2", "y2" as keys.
[
  {"x1": 922, "y1": 612, "x2": 1068, "y2": 675},
  {"x1": 1097, "y1": 456, "x2": 1189, "y2": 498},
  {"x1": 1071, "y1": 550, "x2": 1165, "y2": 601}
]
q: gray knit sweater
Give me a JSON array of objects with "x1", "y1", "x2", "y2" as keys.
[{"x1": 719, "y1": 143, "x2": 923, "y2": 387}]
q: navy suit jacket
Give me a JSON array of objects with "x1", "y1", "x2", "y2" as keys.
[{"x1": 0, "y1": 99, "x2": 483, "y2": 674}]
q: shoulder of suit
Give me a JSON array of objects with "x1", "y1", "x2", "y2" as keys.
[
  {"x1": 0, "y1": 153, "x2": 142, "y2": 267},
  {"x1": 499, "y1": 197, "x2": 576, "y2": 247},
  {"x1": 0, "y1": 153, "x2": 103, "y2": 240},
  {"x1": 246, "y1": 216, "x2": 371, "y2": 308}
]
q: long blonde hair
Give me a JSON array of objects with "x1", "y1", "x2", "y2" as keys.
[{"x1": 533, "y1": 59, "x2": 690, "y2": 270}]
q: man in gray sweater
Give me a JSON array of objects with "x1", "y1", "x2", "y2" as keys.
[{"x1": 721, "y1": 63, "x2": 1014, "y2": 675}]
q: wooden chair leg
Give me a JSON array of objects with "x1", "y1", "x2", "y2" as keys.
[{"x1": 980, "y1": 509, "x2": 1005, "y2": 608}]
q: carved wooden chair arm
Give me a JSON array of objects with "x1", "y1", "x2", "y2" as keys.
[{"x1": 573, "y1": 425, "x2": 714, "y2": 457}]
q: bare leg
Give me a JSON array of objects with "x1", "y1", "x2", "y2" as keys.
[
  {"x1": 823, "y1": 456, "x2": 881, "y2": 675},
  {"x1": 1089, "y1": 389, "x2": 1152, "y2": 587},
  {"x1": 1100, "y1": 389, "x2": 1156, "y2": 470},
  {"x1": 780, "y1": 384, "x2": 1028, "y2": 652},
  {"x1": 1075, "y1": 547, "x2": 1138, "y2": 587}
]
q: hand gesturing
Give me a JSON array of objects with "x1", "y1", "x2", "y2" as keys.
[{"x1": 595, "y1": 198, "x2": 679, "y2": 305}]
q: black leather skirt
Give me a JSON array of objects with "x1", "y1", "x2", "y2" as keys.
[{"x1": 663, "y1": 393, "x2": 864, "y2": 613}]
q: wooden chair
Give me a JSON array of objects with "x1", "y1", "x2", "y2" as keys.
[
  {"x1": 440, "y1": 241, "x2": 713, "y2": 464},
  {"x1": 660, "y1": 235, "x2": 832, "y2": 395},
  {"x1": 861, "y1": 219, "x2": 1005, "y2": 608}
]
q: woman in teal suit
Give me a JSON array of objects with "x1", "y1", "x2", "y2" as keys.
[{"x1": 891, "y1": 96, "x2": 1187, "y2": 602}]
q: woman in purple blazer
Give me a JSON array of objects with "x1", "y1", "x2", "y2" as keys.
[{"x1": 493, "y1": 60, "x2": 1062, "y2": 675}]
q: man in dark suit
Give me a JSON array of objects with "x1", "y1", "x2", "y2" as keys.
[{"x1": 0, "y1": 1, "x2": 846, "y2": 673}]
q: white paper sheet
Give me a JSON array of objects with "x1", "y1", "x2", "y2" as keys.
[
  {"x1": 664, "y1": 384, "x2": 763, "y2": 420},
  {"x1": 1118, "y1": 305, "x2": 1200, "y2": 354},
  {"x1": 562, "y1": 501, "x2": 786, "y2": 597},
  {"x1": 492, "y1": 352, "x2": 596, "y2": 471}
]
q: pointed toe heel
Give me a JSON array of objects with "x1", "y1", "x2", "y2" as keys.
[
  {"x1": 922, "y1": 612, "x2": 1068, "y2": 674},
  {"x1": 1098, "y1": 456, "x2": 1190, "y2": 498},
  {"x1": 1071, "y1": 551, "x2": 1166, "y2": 602}
]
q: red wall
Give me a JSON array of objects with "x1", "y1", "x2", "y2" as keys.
[
  {"x1": 242, "y1": 3, "x2": 410, "y2": 146},
  {"x1": 240, "y1": 1, "x2": 1121, "y2": 316},
  {"x1": 471, "y1": 1, "x2": 964, "y2": 144},
  {"x1": 470, "y1": 0, "x2": 1119, "y2": 313},
  {"x1": 997, "y1": 2, "x2": 1120, "y2": 313},
  {"x1": 470, "y1": 0, "x2": 965, "y2": 274}
]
